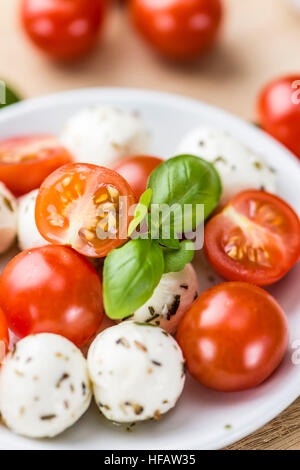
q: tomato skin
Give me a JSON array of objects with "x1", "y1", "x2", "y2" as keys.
[
  {"x1": 130, "y1": 0, "x2": 223, "y2": 61},
  {"x1": 36, "y1": 163, "x2": 136, "y2": 258},
  {"x1": 21, "y1": 0, "x2": 106, "y2": 61},
  {"x1": 258, "y1": 75, "x2": 300, "y2": 160},
  {"x1": 0, "y1": 245, "x2": 104, "y2": 347},
  {"x1": 0, "y1": 135, "x2": 72, "y2": 196},
  {"x1": 0, "y1": 308, "x2": 9, "y2": 357},
  {"x1": 177, "y1": 282, "x2": 289, "y2": 392},
  {"x1": 113, "y1": 155, "x2": 163, "y2": 200},
  {"x1": 204, "y1": 190, "x2": 300, "y2": 286}
]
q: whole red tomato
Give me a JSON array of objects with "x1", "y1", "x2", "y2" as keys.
[
  {"x1": 21, "y1": 0, "x2": 106, "y2": 60},
  {"x1": 257, "y1": 75, "x2": 300, "y2": 160},
  {"x1": 129, "y1": 0, "x2": 223, "y2": 60},
  {"x1": 177, "y1": 282, "x2": 289, "y2": 392},
  {"x1": 113, "y1": 155, "x2": 163, "y2": 200},
  {"x1": 0, "y1": 245, "x2": 104, "y2": 347}
]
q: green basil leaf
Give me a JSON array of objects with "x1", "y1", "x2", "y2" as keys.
[
  {"x1": 158, "y1": 236, "x2": 180, "y2": 250},
  {"x1": 163, "y1": 240, "x2": 195, "y2": 273},
  {"x1": 147, "y1": 155, "x2": 222, "y2": 234},
  {"x1": 128, "y1": 188, "x2": 152, "y2": 237},
  {"x1": 0, "y1": 83, "x2": 21, "y2": 110},
  {"x1": 103, "y1": 238, "x2": 164, "y2": 319}
]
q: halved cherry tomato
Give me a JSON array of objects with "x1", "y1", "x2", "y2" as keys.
[
  {"x1": 0, "y1": 135, "x2": 72, "y2": 196},
  {"x1": 35, "y1": 163, "x2": 136, "y2": 257},
  {"x1": 177, "y1": 282, "x2": 289, "y2": 392},
  {"x1": 0, "y1": 245, "x2": 103, "y2": 347},
  {"x1": 130, "y1": 0, "x2": 223, "y2": 61},
  {"x1": 21, "y1": 0, "x2": 106, "y2": 61},
  {"x1": 0, "y1": 308, "x2": 9, "y2": 360},
  {"x1": 204, "y1": 190, "x2": 300, "y2": 286},
  {"x1": 113, "y1": 155, "x2": 163, "y2": 200},
  {"x1": 257, "y1": 75, "x2": 300, "y2": 160}
]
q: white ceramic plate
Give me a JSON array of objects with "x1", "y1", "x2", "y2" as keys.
[{"x1": 0, "y1": 88, "x2": 299, "y2": 450}]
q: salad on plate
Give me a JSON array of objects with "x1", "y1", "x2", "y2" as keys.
[{"x1": 0, "y1": 103, "x2": 299, "y2": 440}]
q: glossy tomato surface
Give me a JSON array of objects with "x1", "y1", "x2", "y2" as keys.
[
  {"x1": 0, "y1": 135, "x2": 72, "y2": 196},
  {"x1": 0, "y1": 245, "x2": 104, "y2": 347},
  {"x1": 0, "y1": 308, "x2": 9, "y2": 358},
  {"x1": 36, "y1": 163, "x2": 136, "y2": 257},
  {"x1": 177, "y1": 282, "x2": 289, "y2": 392},
  {"x1": 257, "y1": 75, "x2": 300, "y2": 160},
  {"x1": 204, "y1": 190, "x2": 300, "y2": 286},
  {"x1": 21, "y1": 0, "x2": 106, "y2": 60},
  {"x1": 130, "y1": 0, "x2": 223, "y2": 60},
  {"x1": 113, "y1": 155, "x2": 163, "y2": 200}
]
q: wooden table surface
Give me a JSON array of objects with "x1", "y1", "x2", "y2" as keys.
[{"x1": 0, "y1": 0, "x2": 300, "y2": 450}]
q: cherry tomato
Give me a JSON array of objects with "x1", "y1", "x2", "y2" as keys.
[
  {"x1": 113, "y1": 155, "x2": 163, "y2": 200},
  {"x1": 257, "y1": 75, "x2": 300, "y2": 160},
  {"x1": 177, "y1": 282, "x2": 289, "y2": 392},
  {"x1": 204, "y1": 190, "x2": 300, "y2": 286},
  {"x1": 0, "y1": 245, "x2": 104, "y2": 347},
  {"x1": 0, "y1": 135, "x2": 72, "y2": 196},
  {"x1": 129, "y1": 0, "x2": 223, "y2": 61},
  {"x1": 35, "y1": 163, "x2": 136, "y2": 258},
  {"x1": 0, "y1": 308, "x2": 9, "y2": 359},
  {"x1": 21, "y1": 0, "x2": 106, "y2": 61}
]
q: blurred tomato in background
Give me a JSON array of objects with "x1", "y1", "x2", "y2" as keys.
[
  {"x1": 257, "y1": 75, "x2": 300, "y2": 160},
  {"x1": 129, "y1": 0, "x2": 223, "y2": 61},
  {"x1": 21, "y1": 0, "x2": 107, "y2": 61},
  {"x1": 113, "y1": 155, "x2": 163, "y2": 200}
]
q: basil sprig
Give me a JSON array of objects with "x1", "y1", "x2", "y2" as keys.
[
  {"x1": 103, "y1": 238, "x2": 164, "y2": 319},
  {"x1": 103, "y1": 154, "x2": 222, "y2": 319},
  {"x1": 0, "y1": 83, "x2": 21, "y2": 110},
  {"x1": 147, "y1": 155, "x2": 222, "y2": 234}
]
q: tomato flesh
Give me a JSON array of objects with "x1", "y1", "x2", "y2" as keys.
[
  {"x1": 113, "y1": 155, "x2": 163, "y2": 200},
  {"x1": 177, "y1": 282, "x2": 289, "y2": 392},
  {"x1": 21, "y1": 0, "x2": 106, "y2": 61},
  {"x1": 0, "y1": 245, "x2": 104, "y2": 347},
  {"x1": 0, "y1": 135, "x2": 72, "y2": 196},
  {"x1": 130, "y1": 0, "x2": 223, "y2": 61},
  {"x1": 204, "y1": 190, "x2": 300, "y2": 286},
  {"x1": 257, "y1": 75, "x2": 300, "y2": 160},
  {"x1": 36, "y1": 163, "x2": 136, "y2": 257}
]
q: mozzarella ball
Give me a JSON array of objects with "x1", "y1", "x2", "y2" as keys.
[
  {"x1": 88, "y1": 322, "x2": 186, "y2": 423},
  {"x1": 60, "y1": 106, "x2": 150, "y2": 167},
  {"x1": 0, "y1": 333, "x2": 92, "y2": 438},
  {"x1": 17, "y1": 189, "x2": 48, "y2": 251},
  {"x1": 0, "y1": 182, "x2": 17, "y2": 253},
  {"x1": 128, "y1": 264, "x2": 199, "y2": 334},
  {"x1": 176, "y1": 127, "x2": 277, "y2": 206}
]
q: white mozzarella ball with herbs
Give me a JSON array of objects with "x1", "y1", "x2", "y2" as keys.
[
  {"x1": 88, "y1": 322, "x2": 186, "y2": 423},
  {"x1": 17, "y1": 189, "x2": 48, "y2": 251},
  {"x1": 0, "y1": 182, "x2": 17, "y2": 253},
  {"x1": 60, "y1": 106, "x2": 150, "y2": 167},
  {"x1": 129, "y1": 264, "x2": 199, "y2": 334},
  {"x1": 0, "y1": 334, "x2": 92, "y2": 438},
  {"x1": 176, "y1": 127, "x2": 277, "y2": 206}
]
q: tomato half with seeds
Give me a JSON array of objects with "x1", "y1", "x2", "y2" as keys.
[
  {"x1": 204, "y1": 190, "x2": 300, "y2": 286},
  {"x1": 0, "y1": 135, "x2": 72, "y2": 196},
  {"x1": 35, "y1": 163, "x2": 136, "y2": 257}
]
